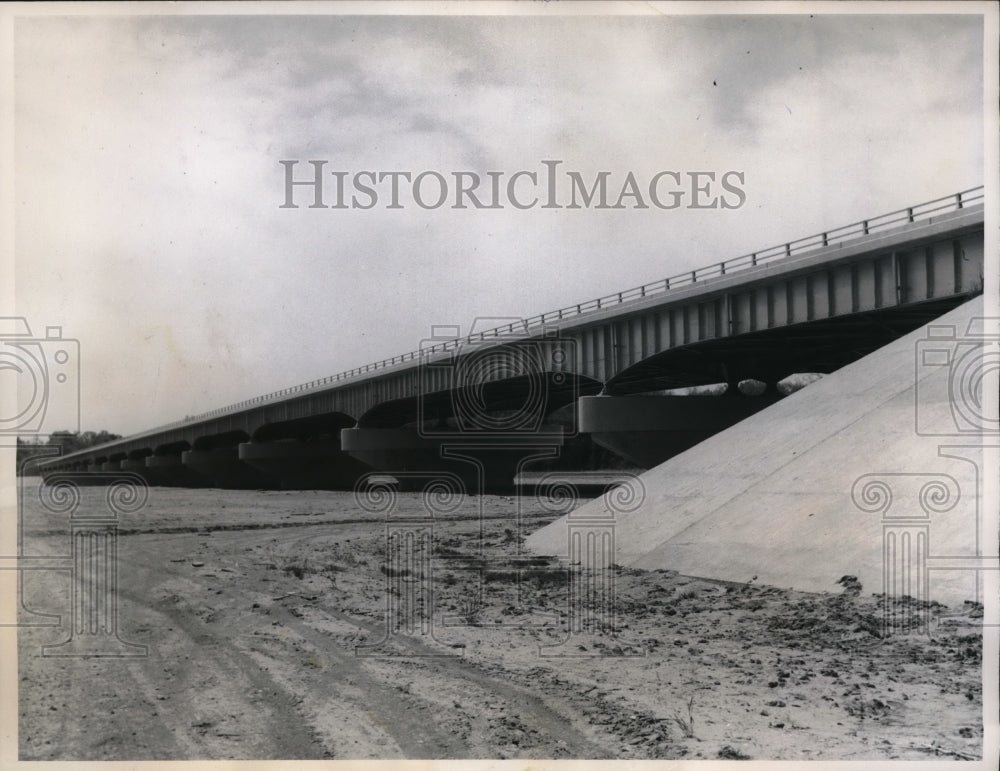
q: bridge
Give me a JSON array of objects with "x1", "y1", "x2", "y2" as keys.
[{"x1": 37, "y1": 187, "x2": 985, "y2": 491}]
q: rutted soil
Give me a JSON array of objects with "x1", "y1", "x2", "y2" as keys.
[{"x1": 17, "y1": 486, "x2": 983, "y2": 761}]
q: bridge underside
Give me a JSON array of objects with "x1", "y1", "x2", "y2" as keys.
[
  {"x1": 606, "y1": 297, "x2": 968, "y2": 394},
  {"x1": 333, "y1": 374, "x2": 601, "y2": 492},
  {"x1": 581, "y1": 390, "x2": 784, "y2": 468},
  {"x1": 358, "y1": 373, "x2": 602, "y2": 428},
  {"x1": 238, "y1": 438, "x2": 373, "y2": 490},
  {"x1": 341, "y1": 428, "x2": 566, "y2": 492},
  {"x1": 38, "y1": 296, "x2": 980, "y2": 488}
]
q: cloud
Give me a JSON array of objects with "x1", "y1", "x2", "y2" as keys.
[{"x1": 11, "y1": 12, "x2": 986, "y2": 434}]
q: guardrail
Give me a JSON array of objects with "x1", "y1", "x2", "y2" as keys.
[{"x1": 161, "y1": 185, "x2": 986, "y2": 430}]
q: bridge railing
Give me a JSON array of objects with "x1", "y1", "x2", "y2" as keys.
[{"x1": 169, "y1": 185, "x2": 985, "y2": 429}]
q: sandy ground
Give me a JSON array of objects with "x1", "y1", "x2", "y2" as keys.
[{"x1": 16, "y1": 481, "x2": 983, "y2": 761}]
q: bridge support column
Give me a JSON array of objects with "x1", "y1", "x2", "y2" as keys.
[
  {"x1": 238, "y1": 439, "x2": 373, "y2": 490},
  {"x1": 181, "y1": 446, "x2": 278, "y2": 490},
  {"x1": 80, "y1": 461, "x2": 107, "y2": 483},
  {"x1": 341, "y1": 427, "x2": 564, "y2": 493},
  {"x1": 580, "y1": 390, "x2": 783, "y2": 469},
  {"x1": 145, "y1": 454, "x2": 209, "y2": 488},
  {"x1": 119, "y1": 458, "x2": 155, "y2": 483}
]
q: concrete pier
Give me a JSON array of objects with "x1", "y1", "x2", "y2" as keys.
[
  {"x1": 145, "y1": 453, "x2": 209, "y2": 488},
  {"x1": 238, "y1": 439, "x2": 373, "y2": 490},
  {"x1": 181, "y1": 446, "x2": 278, "y2": 490},
  {"x1": 342, "y1": 426, "x2": 565, "y2": 493},
  {"x1": 119, "y1": 458, "x2": 154, "y2": 481}
]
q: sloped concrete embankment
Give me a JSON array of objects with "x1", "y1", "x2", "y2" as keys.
[{"x1": 526, "y1": 297, "x2": 990, "y2": 606}]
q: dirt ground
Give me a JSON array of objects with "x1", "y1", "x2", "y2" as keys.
[{"x1": 16, "y1": 481, "x2": 984, "y2": 761}]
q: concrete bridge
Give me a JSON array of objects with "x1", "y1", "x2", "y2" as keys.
[{"x1": 38, "y1": 187, "x2": 985, "y2": 490}]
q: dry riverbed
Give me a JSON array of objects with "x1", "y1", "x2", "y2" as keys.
[{"x1": 16, "y1": 484, "x2": 984, "y2": 761}]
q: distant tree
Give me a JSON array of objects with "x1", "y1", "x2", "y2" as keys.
[
  {"x1": 46, "y1": 429, "x2": 122, "y2": 454},
  {"x1": 16, "y1": 430, "x2": 122, "y2": 475},
  {"x1": 16, "y1": 436, "x2": 52, "y2": 476}
]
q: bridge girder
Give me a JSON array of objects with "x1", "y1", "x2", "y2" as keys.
[{"x1": 38, "y1": 200, "x2": 984, "y2": 473}]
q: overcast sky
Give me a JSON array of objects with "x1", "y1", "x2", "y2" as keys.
[{"x1": 9, "y1": 8, "x2": 987, "y2": 437}]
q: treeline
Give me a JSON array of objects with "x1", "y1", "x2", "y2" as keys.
[{"x1": 16, "y1": 430, "x2": 122, "y2": 475}]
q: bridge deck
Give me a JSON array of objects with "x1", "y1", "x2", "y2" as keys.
[{"x1": 38, "y1": 187, "x2": 985, "y2": 467}]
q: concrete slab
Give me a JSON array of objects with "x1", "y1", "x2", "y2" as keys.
[{"x1": 525, "y1": 296, "x2": 993, "y2": 606}]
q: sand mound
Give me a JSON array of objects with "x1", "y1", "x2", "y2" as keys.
[{"x1": 526, "y1": 296, "x2": 991, "y2": 606}]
